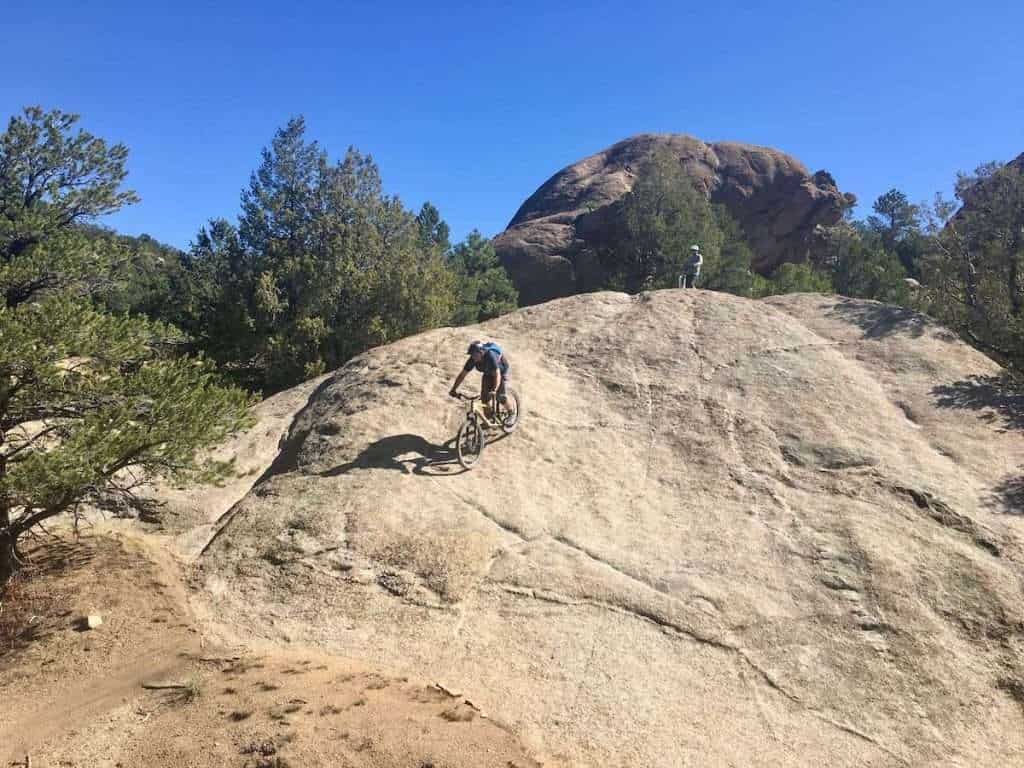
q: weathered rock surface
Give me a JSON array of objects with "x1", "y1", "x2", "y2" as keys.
[
  {"x1": 494, "y1": 134, "x2": 855, "y2": 305},
  {"x1": 198, "y1": 291, "x2": 1024, "y2": 767}
]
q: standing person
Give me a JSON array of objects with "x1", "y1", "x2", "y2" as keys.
[
  {"x1": 449, "y1": 340, "x2": 510, "y2": 419},
  {"x1": 680, "y1": 244, "x2": 703, "y2": 288}
]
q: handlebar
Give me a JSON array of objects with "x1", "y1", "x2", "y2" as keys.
[{"x1": 450, "y1": 391, "x2": 478, "y2": 401}]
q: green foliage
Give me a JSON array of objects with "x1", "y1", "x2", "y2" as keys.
[
  {"x1": 954, "y1": 161, "x2": 1004, "y2": 201},
  {"x1": 0, "y1": 107, "x2": 138, "y2": 265},
  {"x1": 859, "y1": 188, "x2": 926, "y2": 278},
  {"x1": 1, "y1": 296, "x2": 253, "y2": 509},
  {"x1": 0, "y1": 107, "x2": 253, "y2": 586},
  {"x1": 866, "y1": 188, "x2": 920, "y2": 249},
  {"x1": 818, "y1": 222, "x2": 908, "y2": 304},
  {"x1": 756, "y1": 263, "x2": 835, "y2": 297},
  {"x1": 416, "y1": 202, "x2": 451, "y2": 254},
  {"x1": 182, "y1": 118, "x2": 457, "y2": 392},
  {"x1": 835, "y1": 245, "x2": 909, "y2": 305},
  {"x1": 699, "y1": 207, "x2": 758, "y2": 297},
  {"x1": 918, "y1": 161, "x2": 1024, "y2": 365},
  {"x1": 588, "y1": 148, "x2": 846, "y2": 301},
  {"x1": 448, "y1": 230, "x2": 518, "y2": 325},
  {"x1": 81, "y1": 226, "x2": 192, "y2": 325},
  {"x1": 594, "y1": 148, "x2": 722, "y2": 293}
]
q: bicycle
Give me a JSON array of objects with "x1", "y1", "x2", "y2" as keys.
[{"x1": 452, "y1": 387, "x2": 522, "y2": 469}]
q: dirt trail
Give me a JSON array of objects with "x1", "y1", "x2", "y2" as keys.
[
  {"x1": 0, "y1": 532, "x2": 197, "y2": 764},
  {"x1": 0, "y1": 528, "x2": 541, "y2": 767}
]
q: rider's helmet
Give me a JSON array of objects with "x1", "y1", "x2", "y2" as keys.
[
  {"x1": 467, "y1": 340, "x2": 483, "y2": 355},
  {"x1": 690, "y1": 244, "x2": 700, "y2": 252}
]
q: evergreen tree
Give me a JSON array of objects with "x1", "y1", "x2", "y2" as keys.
[
  {"x1": 0, "y1": 107, "x2": 138, "y2": 265},
  {"x1": 920, "y1": 161, "x2": 1024, "y2": 364},
  {"x1": 416, "y1": 202, "x2": 451, "y2": 254},
  {"x1": 699, "y1": 207, "x2": 758, "y2": 297},
  {"x1": 821, "y1": 221, "x2": 909, "y2": 304},
  {"x1": 448, "y1": 230, "x2": 518, "y2": 324},
  {"x1": 0, "y1": 108, "x2": 253, "y2": 586},
  {"x1": 866, "y1": 188, "x2": 920, "y2": 250},
  {"x1": 595, "y1": 148, "x2": 722, "y2": 292},
  {"x1": 84, "y1": 227, "x2": 192, "y2": 326},
  {"x1": 184, "y1": 118, "x2": 457, "y2": 392},
  {"x1": 757, "y1": 263, "x2": 835, "y2": 297},
  {"x1": 863, "y1": 188, "x2": 924, "y2": 276}
]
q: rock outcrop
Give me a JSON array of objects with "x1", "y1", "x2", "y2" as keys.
[
  {"x1": 197, "y1": 290, "x2": 1024, "y2": 767},
  {"x1": 494, "y1": 134, "x2": 855, "y2": 305}
]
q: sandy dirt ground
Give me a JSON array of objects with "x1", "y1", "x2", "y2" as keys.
[{"x1": 0, "y1": 528, "x2": 540, "y2": 767}]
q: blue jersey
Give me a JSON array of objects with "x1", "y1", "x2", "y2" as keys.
[{"x1": 464, "y1": 347, "x2": 509, "y2": 375}]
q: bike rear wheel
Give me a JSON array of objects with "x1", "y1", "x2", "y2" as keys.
[
  {"x1": 499, "y1": 387, "x2": 522, "y2": 434},
  {"x1": 457, "y1": 416, "x2": 486, "y2": 469}
]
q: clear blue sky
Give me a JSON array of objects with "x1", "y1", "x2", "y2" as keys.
[{"x1": 4, "y1": 0, "x2": 1022, "y2": 250}]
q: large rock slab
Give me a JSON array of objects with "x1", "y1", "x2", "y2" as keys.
[
  {"x1": 494, "y1": 134, "x2": 855, "y2": 305},
  {"x1": 198, "y1": 291, "x2": 1024, "y2": 767}
]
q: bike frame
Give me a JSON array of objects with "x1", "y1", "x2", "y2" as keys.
[{"x1": 456, "y1": 392, "x2": 497, "y2": 426}]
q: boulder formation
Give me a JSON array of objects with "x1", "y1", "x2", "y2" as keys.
[
  {"x1": 197, "y1": 289, "x2": 1024, "y2": 767},
  {"x1": 493, "y1": 134, "x2": 855, "y2": 305}
]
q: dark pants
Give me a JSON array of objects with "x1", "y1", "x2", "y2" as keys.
[
  {"x1": 481, "y1": 368, "x2": 509, "y2": 403},
  {"x1": 683, "y1": 272, "x2": 697, "y2": 288}
]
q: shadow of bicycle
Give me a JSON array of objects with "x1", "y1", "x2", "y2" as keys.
[
  {"x1": 318, "y1": 428, "x2": 493, "y2": 478},
  {"x1": 319, "y1": 429, "x2": 513, "y2": 478}
]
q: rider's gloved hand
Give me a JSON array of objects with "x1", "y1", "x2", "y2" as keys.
[{"x1": 449, "y1": 389, "x2": 458, "y2": 398}]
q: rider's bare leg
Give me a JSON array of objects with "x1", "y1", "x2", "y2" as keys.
[{"x1": 480, "y1": 378, "x2": 496, "y2": 421}]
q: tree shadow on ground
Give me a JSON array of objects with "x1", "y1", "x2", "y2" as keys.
[
  {"x1": 934, "y1": 373, "x2": 1024, "y2": 516},
  {"x1": 319, "y1": 432, "x2": 508, "y2": 478},
  {"x1": 931, "y1": 373, "x2": 1024, "y2": 431},
  {"x1": 826, "y1": 298, "x2": 952, "y2": 341},
  {"x1": 992, "y1": 476, "x2": 1024, "y2": 516},
  {"x1": 1, "y1": 538, "x2": 96, "y2": 659}
]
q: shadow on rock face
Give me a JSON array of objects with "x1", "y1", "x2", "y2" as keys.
[
  {"x1": 934, "y1": 373, "x2": 1024, "y2": 516},
  {"x1": 932, "y1": 373, "x2": 1024, "y2": 432},
  {"x1": 320, "y1": 434, "x2": 457, "y2": 476},
  {"x1": 992, "y1": 476, "x2": 1024, "y2": 516},
  {"x1": 826, "y1": 299, "x2": 948, "y2": 340},
  {"x1": 317, "y1": 433, "x2": 508, "y2": 478}
]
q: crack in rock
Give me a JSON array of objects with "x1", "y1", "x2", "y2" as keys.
[
  {"x1": 498, "y1": 583, "x2": 910, "y2": 762},
  {"x1": 891, "y1": 485, "x2": 1001, "y2": 557}
]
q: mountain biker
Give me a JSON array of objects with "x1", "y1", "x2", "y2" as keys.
[{"x1": 449, "y1": 340, "x2": 510, "y2": 420}]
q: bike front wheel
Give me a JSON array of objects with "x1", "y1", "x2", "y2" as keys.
[{"x1": 457, "y1": 417, "x2": 486, "y2": 469}]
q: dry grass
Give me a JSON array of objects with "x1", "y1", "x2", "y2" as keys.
[{"x1": 0, "y1": 544, "x2": 82, "y2": 661}]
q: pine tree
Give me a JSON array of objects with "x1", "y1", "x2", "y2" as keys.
[
  {"x1": 595, "y1": 148, "x2": 722, "y2": 293},
  {"x1": 0, "y1": 108, "x2": 253, "y2": 586},
  {"x1": 920, "y1": 160, "x2": 1024, "y2": 364},
  {"x1": 448, "y1": 230, "x2": 518, "y2": 324},
  {"x1": 184, "y1": 119, "x2": 457, "y2": 391},
  {"x1": 866, "y1": 189, "x2": 920, "y2": 250}
]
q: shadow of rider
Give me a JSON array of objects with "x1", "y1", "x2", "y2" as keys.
[{"x1": 319, "y1": 434, "x2": 462, "y2": 477}]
